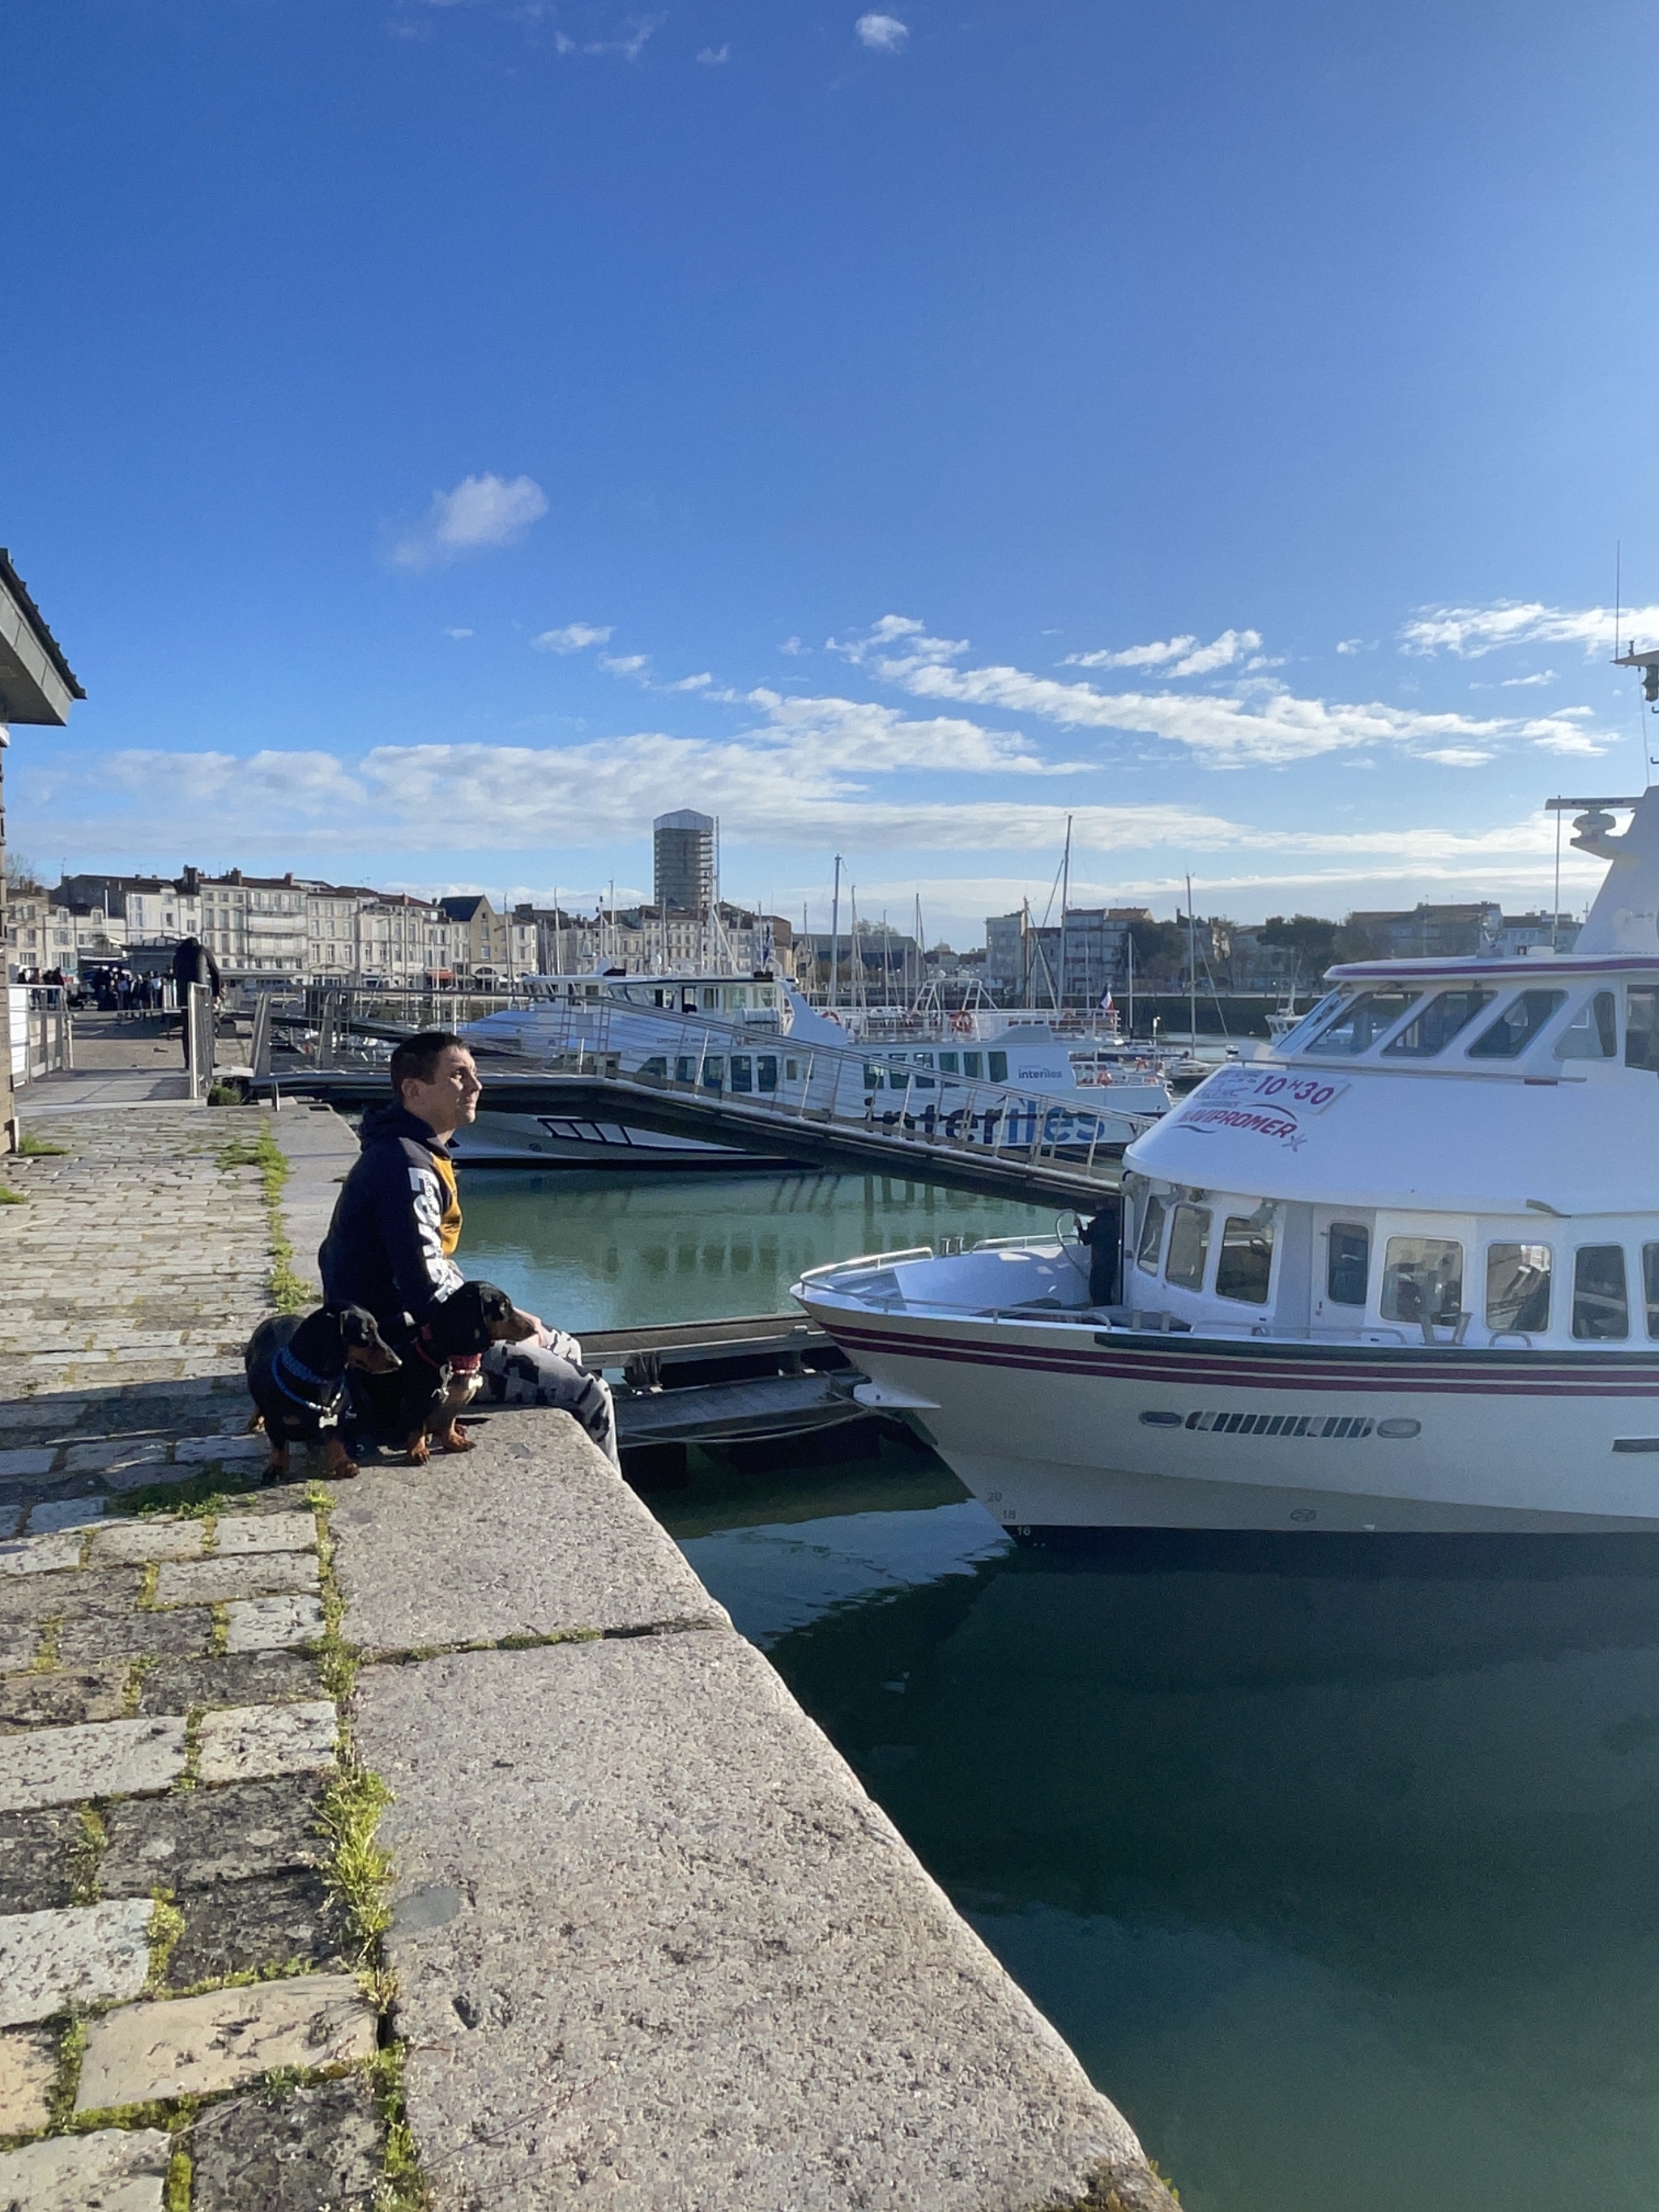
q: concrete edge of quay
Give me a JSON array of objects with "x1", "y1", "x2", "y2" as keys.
[{"x1": 335, "y1": 1413, "x2": 1180, "y2": 2211}]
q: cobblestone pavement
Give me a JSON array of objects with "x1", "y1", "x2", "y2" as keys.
[{"x1": 0, "y1": 1108, "x2": 399, "y2": 2210}]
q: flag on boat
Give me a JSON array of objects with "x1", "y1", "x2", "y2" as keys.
[{"x1": 1100, "y1": 991, "x2": 1115, "y2": 1013}]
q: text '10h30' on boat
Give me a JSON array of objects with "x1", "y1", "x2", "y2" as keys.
[{"x1": 795, "y1": 651, "x2": 1659, "y2": 1538}]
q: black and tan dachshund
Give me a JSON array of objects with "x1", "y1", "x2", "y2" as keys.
[
  {"x1": 348, "y1": 1281, "x2": 539, "y2": 1465},
  {"x1": 245, "y1": 1305, "x2": 403, "y2": 1482}
]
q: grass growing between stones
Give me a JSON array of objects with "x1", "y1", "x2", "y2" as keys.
[
  {"x1": 16, "y1": 1130, "x2": 70, "y2": 1156},
  {"x1": 218, "y1": 1118, "x2": 309, "y2": 1315},
  {"x1": 0, "y1": 1184, "x2": 25, "y2": 1204},
  {"x1": 306, "y1": 1481, "x2": 433, "y2": 2210}
]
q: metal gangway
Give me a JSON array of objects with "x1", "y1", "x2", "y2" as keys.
[{"x1": 271, "y1": 995, "x2": 1136, "y2": 1208}]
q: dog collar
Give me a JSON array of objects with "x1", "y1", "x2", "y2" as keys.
[{"x1": 272, "y1": 1341, "x2": 343, "y2": 1413}]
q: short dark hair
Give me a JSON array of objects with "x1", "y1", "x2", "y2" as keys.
[{"x1": 390, "y1": 1030, "x2": 467, "y2": 1102}]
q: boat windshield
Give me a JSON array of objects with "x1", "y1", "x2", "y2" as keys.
[
  {"x1": 1303, "y1": 990, "x2": 1422, "y2": 1056},
  {"x1": 1555, "y1": 991, "x2": 1618, "y2": 1060},
  {"x1": 1382, "y1": 988, "x2": 1494, "y2": 1059},
  {"x1": 1467, "y1": 991, "x2": 1566, "y2": 1059}
]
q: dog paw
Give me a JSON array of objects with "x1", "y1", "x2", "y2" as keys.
[{"x1": 441, "y1": 1426, "x2": 475, "y2": 1454}]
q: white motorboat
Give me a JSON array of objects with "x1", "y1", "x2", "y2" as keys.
[
  {"x1": 795, "y1": 774, "x2": 1659, "y2": 1536},
  {"x1": 452, "y1": 978, "x2": 1169, "y2": 1167}
]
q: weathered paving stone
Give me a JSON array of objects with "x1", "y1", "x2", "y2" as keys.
[
  {"x1": 167, "y1": 1872, "x2": 345, "y2": 1987},
  {"x1": 133, "y1": 1650, "x2": 323, "y2": 1716},
  {"x1": 57, "y1": 1605, "x2": 215, "y2": 1668},
  {"x1": 0, "y1": 1716, "x2": 188, "y2": 1813},
  {"x1": 224, "y1": 1596, "x2": 325, "y2": 1653},
  {"x1": 101, "y1": 1776, "x2": 327, "y2": 1896},
  {"x1": 0, "y1": 1530, "x2": 83, "y2": 1578},
  {"x1": 24, "y1": 1498, "x2": 108, "y2": 1536},
  {"x1": 0, "y1": 2126, "x2": 172, "y2": 2211},
  {"x1": 87, "y1": 1519, "x2": 207, "y2": 1566},
  {"x1": 332, "y1": 1413, "x2": 728, "y2": 1656},
  {"x1": 61, "y1": 1438, "x2": 170, "y2": 1482},
  {"x1": 0, "y1": 1451, "x2": 55, "y2": 1480},
  {"x1": 195, "y1": 1703, "x2": 337, "y2": 1785},
  {"x1": 75, "y1": 1975, "x2": 375, "y2": 2108},
  {"x1": 0, "y1": 1664, "x2": 128, "y2": 1733},
  {"x1": 215, "y1": 1511, "x2": 316, "y2": 1557},
  {"x1": 174, "y1": 1434, "x2": 268, "y2": 1465},
  {"x1": 153, "y1": 1554, "x2": 320, "y2": 1606},
  {"x1": 0, "y1": 1625, "x2": 40, "y2": 1669},
  {"x1": 0, "y1": 1809, "x2": 81, "y2": 1914},
  {"x1": 0, "y1": 1897, "x2": 153, "y2": 2026},
  {"x1": 189, "y1": 2073, "x2": 382, "y2": 2212},
  {"x1": 0, "y1": 2025, "x2": 58, "y2": 2132}
]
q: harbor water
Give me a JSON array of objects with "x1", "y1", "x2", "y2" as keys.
[{"x1": 463, "y1": 1168, "x2": 1659, "y2": 2212}]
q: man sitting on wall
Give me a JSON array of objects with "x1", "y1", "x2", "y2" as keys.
[{"x1": 318, "y1": 1030, "x2": 618, "y2": 1464}]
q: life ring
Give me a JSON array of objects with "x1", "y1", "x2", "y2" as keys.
[{"x1": 950, "y1": 1011, "x2": 973, "y2": 1034}]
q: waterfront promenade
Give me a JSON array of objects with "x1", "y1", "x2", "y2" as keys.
[{"x1": 0, "y1": 1077, "x2": 1177, "y2": 2210}]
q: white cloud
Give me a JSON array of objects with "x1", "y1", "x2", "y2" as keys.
[
  {"x1": 532, "y1": 622, "x2": 612, "y2": 654},
  {"x1": 855, "y1": 12, "x2": 908, "y2": 51},
  {"x1": 1417, "y1": 748, "x2": 1495, "y2": 768},
  {"x1": 443, "y1": 627, "x2": 475, "y2": 640},
  {"x1": 779, "y1": 636, "x2": 807, "y2": 655},
  {"x1": 1064, "y1": 635, "x2": 1196, "y2": 671},
  {"x1": 666, "y1": 672, "x2": 713, "y2": 691},
  {"x1": 697, "y1": 43, "x2": 729, "y2": 62},
  {"x1": 1500, "y1": 670, "x2": 1555, "y2": 687},
  {"x1": 1529, "y1": 729, "x2": 1609, "y2": 757},
  {"x1": 1335, "y1": 638, "x2": 1366, "y2": 654},
  {"x1": 600, "y1": 653, "x2": 650, "y2": 675},
  {"x1": 584, "y1": 15, "x2": 661, "y2": 59},
  {"x1": 1062, "y1": 629, "x2": 1261, "y2": 676},
  {"x1": 1398, "y1": 599, "x2": 1659, "y2": 659},
  {"x1": 390, "y1": 474, "x2": 548, "y2": 572},
  {"x1": 836, "y1": 613, "x2": 1618, "y2": 769}
]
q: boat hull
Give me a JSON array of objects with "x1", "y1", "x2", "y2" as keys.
[
  {"x1": 802, "y1": 1303, "x2": 1659, "y2": 1533},
  {"x1": 450, "y1": 1110, "x2": 796, "y2": 1171}
]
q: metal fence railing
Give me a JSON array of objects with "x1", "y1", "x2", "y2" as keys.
[
  {"x1": 294, "y1": 994, "x2": 1138, "y2": 1191},
  {"x1": 8, "y1": 986, "x2": 74, "y2": 1086}
]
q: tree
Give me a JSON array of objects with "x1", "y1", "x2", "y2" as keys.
[
  {"x1": 5, "y1": 853, "x2": 45, "y2": 896},
  {"x1": 1260, "y1": 914, "x2": 1339, "y2": 990}
]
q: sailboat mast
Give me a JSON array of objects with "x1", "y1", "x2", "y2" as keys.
[
  {"x1": 1186, "y1": 872, "x2": 1197, "y2": 1046},
  {"x1": 830, "y1": 855, "x2": 842, "y2": 1011}
]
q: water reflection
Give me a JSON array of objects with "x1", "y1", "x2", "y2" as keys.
[
  {"x1": 660, "y1": 1457, "x2": 1659, "y2": 2212},
  {"x1": 458, "y1": 1167, "x2": 1051, "y2": 1332}
]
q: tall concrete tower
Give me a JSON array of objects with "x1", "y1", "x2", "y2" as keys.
[{"x1": 653, "y1": 809, "x2": 717, "y2": 915}]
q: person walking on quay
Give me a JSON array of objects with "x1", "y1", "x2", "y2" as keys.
[
  {"x1": 170, "y1": 934, "x2": 222, "y2": 1063},
  {"x1": 318, "y1": 1030, "x2": 618, "y2": 1464}
]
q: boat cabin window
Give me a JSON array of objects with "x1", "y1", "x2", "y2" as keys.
[
  {"x1": 1380, "y1": 1237, "x2": 1463, "y2": 1326},
  {"x1": 730, "y1": 1055, "x2": 753, "y2": 1092},
  {"x1": 1326, "y1": 1223, "x2": 1370, "y2": 1306},
  {"x1": 1165, "y1": 1204, "x2": 1212, "y2": 1291},
  {"x1": 1467, "y1": 991, "x2": 1566, "y2": 1059},
  {"x1": 1644, "y1": 1247, "x2": 1659, "y2": 1337},
  {"x1": 1626, "y1": 987, "x2": 1659, "y2": 1072},
  {"x1": 963, "y1": 1052, "x2": 983, "y2": 1078},
  {"x1": 864, "y1": 1064, "x2": 885, "y2": 1089},
  {"x1": 1572, "y1": 1246, "x2": 1629, "y2": 1340},
  {"x1": 1277, "y1": 990, "x2": 1345, "y2": 1055},
  {"x1": 1216, "y1": 1210, "x2": 1275, "y2": 1304},
  {"x1": 1555, "y1": 992, "x2": 1618, "y2": 1060},
  {"x1": 1136, "y1": 1195, "x2": 1168, "y2": 1271},
  {"x1": 1382, "y1": 988, "x2": 1495, "y2": 1059},
  {"x1": 939, "y1": 1052, "x2": 959, "y2": 1074},
  {"x1": 987, "y1": 1051, "x2": 1009, "y2": 1082},
  {"x1": 1304, "y1": 990, "x2": 1422, "y2": 1056},
  {"x1": 1486, "y1": 1243, "x2": 1552, "y2": 1333}
]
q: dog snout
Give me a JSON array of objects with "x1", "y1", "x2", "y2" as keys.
[{"x1": 505, "y1": 1308, "x2": 540, "y2": 1343}]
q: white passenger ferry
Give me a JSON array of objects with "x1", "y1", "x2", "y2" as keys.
[
  {"x1": 795, "y1": 781, "x2": 1659, "y2": 1535},
  {"x1": 453, "y1": 978, "x2": 1170, "y2": 1167}
]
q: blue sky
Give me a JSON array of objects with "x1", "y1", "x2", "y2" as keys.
[{"x1": 7, "y1": 0, "x2": 1659, "y2": 940}]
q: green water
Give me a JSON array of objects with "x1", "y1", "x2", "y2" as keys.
[
  {"x1": 460, "y1": 1169, "x2": 1659, "y2": 2212},
  {"x1": 455, "y1": 1166, "x2": 1054, "y2": 1331}
]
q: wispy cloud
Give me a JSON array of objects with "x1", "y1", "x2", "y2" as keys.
[
  {"x1": 1499, "y1": 669, "x2": 1555, "y2": 688},
  {"x1": 389, "y1": 474, "x2": 548, "y2": 572},
  {"x1": 833, "y1": 613, "x2": 1611, "y2": 769},
  {"x1": 583, "y1": 14, "x2": 662, "y2": 59},
  {"x1": 444, "y1": 627, "x2": 475, "y2": 640},
  {"x1": 600, "y1": 652, "x2": 650, "y2": 675},
  {"x1": 1063, "y1": 629, "x2": 1261, "y2": 676},
  {"x1": 855, "y1": 12, "x2": 908, "y2": 52},
  {"x1": 532, "y1": 621, "x2": 612, "y2": 654},
  {"x1": 697, "y1": 42, "x2": 729, "y2": 63},
  {"x1": 1398, "y1": 599, "x2": 1659, "y2": 658}
]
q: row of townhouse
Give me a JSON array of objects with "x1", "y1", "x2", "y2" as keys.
[
  {"x1": 8, "y1": 875, "x2": 792, "y2": 987},
  {"x1": 10, "y1": 872, "x2": 539, "y2": 986}
]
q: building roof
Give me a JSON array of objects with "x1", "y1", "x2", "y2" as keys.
[
  {"x1": 653, "y1": 809, "x2": 716, "y2": 833},
  {"x1": 0, "y1": 550, "x2": 85, "y2": 725},
  {"x1": 439, "y1": 894, "x2": 492, "y2": 923}
]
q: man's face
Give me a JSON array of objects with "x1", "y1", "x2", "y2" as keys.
[{"x1": 402, "y1": 1045, "x2": 481, "y2": 1136}]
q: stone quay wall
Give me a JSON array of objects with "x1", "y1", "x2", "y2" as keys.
[{"x1": 0, "y1": 1101, "x2": 1177, "y2": 2212}]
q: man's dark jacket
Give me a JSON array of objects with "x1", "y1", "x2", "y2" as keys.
[
  {"x1": 171, "y1": 938, "x2": 220, "y2": 995},
  {"x1": 318, "y1": 1105, "x2": 463, "y2": 1332}
]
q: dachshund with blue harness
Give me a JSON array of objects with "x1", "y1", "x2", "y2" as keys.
[{"x1": 245, "y1": 1305, "x2": 403, "y2": 1482}]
